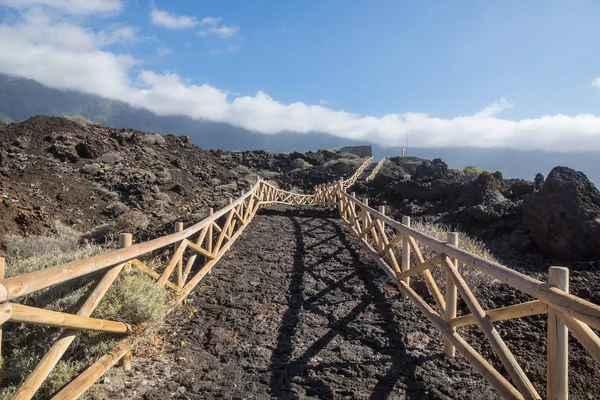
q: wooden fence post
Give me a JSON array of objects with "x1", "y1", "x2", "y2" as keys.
[
  {"x1": 401, "y1": 216, "x2": 411, "y2": 295},
  {"x1": 548, "y1": 266, "x2": 569, "y2": 400},
  {"x1": 208, "y1": 208, "x2": 214, "y2": 275},
  {"x1": 444, "y1": 232, "x2": 459, "y2": 357},
  {"x1": 118, "y1": 233, "x2": 133, "y2": 371},
  {"x1": 175, "y1": 222, "x2": 184, "y2": 288}
]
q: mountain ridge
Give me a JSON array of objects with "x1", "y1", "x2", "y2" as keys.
[{"x1": 1, "y1": 72, "x2": 599, "y2": 183}]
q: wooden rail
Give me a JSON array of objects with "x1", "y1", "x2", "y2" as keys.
[
  {"x1": 4, "y1": 156, "x2": 598, "y2": 399},
  {"x1": 2, "y1": 178, "x2": 282, "y2": 399},
  {"x1": 365, "y1": 156, "x2": 388, "y2": 182},
  {"x1": 312, "y1": 181, "x2": 600, "y2": 400},
  {"x1": 342, "y1": 156, "x2": 373, "y2": 189}
]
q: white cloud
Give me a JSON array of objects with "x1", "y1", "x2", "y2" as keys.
[
  {"x1": 197, "y1": 16, "x2": 239, "y2": 38},
  {"x1": 156, "y1": 46, "x2": 171, "y2": 57},
  {"x1": 0, "y1": 0, "x2": 122, "y2": 15},
  {"x1": 150, "y1": 7, "x2": 198, "y2": 29},
  {"x1": 593, "y1": 77, "x2": 600, "y2": 88},
  {"x1": 200, "y1": 17, "x2": 222, "y2": 26},
  {"x1": 2, "y1": 5, "x2": 600, "y2": 152}
]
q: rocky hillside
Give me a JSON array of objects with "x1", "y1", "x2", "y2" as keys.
[
  {"x1": 354, "y1": 156, "x2": 600, "y2": 263},
  {"x1": 0, "y1": 116, "x2": 361, "y2": 244}
]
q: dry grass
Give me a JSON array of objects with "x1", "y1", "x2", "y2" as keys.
[
  {"x1": 0, "y1": 224, "x2": 166, "y2": 398},
  {"x1": 405, "y1": 220, "x2": 499, "y2": 294}
]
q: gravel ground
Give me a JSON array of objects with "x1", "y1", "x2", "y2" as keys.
[{"x1": 92, "y1": 206, "x2": 499, "y2": 399}]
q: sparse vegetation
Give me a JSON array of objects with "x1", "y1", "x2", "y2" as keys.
[
  {"x1": 463, "y1": 165, "x2": 485, "y2": 176},
  {"x1": 1, "y1": 225, "x2": 166, "y2": 398},
  {"x1": 290, "y1": 158, "x2": 312, "y2": 170},
  {"x1": 407, "y1": 220, "x2": 498, "y2": 293}
]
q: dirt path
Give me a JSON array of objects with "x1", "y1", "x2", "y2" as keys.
[{"x1": 93, "y1": 206, "x2": 497, "y2": 399}]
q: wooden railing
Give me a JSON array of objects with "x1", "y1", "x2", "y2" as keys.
[
  {"x1": 365, "y1": 156, "x2": 388, "y2": 182},
  {"x1": 342, "y1": 156, "x2": 373, "y2": 189},
  {"x1": 314, "y1": 183, "x2": 600, "y2": 400},
  {"x1": 5, "y1": 156, "x2": 597, "y2": 400},
  {"x1": 0, "y1": 179, "x2": 280, "y2": 399}
]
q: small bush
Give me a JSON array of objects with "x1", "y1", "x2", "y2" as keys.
[
  {"x1": 408, "y1": 221, "x2": 498, "y2": 293},
  {"x1": 290, "y1": 158, "x2": 312, "y2": 170},
  {"x1": 92, "y1": 183, "x2": 119, "y2": 201},
  {"x1": 464, "y1": 165, "x2": 485, "y2": 176},
  {"x1": 139, "y1": 134, "x2": 166, "y2": 146},
  {"x1": 94, "y1": 270, "x2": 165, "y2": 329},
  {"x1": 97, "y1": 152, "x2": 123, "y2": 165},
  {"x1": 105, "y1": 201, "x2": 128, "y2": 217},
  {"x1": 4, "y1": 221, "x2": 81, "y2": 262},
  {"x1": 80, "y1": 163, "x2": 103, "y2": 175},
  {"x1": 83, "y1": 210, "x2": 149, "y2": 243},
  {"x1": 216, "y1": 183, "x2": 237, "y2": 191}
]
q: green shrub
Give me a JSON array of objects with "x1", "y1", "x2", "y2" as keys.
[
  {"x1": 4, "y1": 221, "x2": 81, "y2": 262},
  {"x1": 1, "y1": 228, "x2": 166, "y2": 397},
  {"x1": 407, "y1": 221, "x2": 498, "y2": 293},
  {"x1": 94, "y1": 270, "x2": 165, "y2": 329},
  {"x1": 463, "y1": 165, "x2": 485, "y2": 176},
  {"x1": 290, "y1": 158, "x2": 312, "y2": 170}
]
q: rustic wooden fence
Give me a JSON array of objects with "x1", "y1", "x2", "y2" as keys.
[
  {"x1": 0, "y1": 177, "x2": 325, "y2": 399},
  {"x1": 9, "y1": 154, "x2": 592, "y2": 400},
  {"x1": 313, "y1": 179, "x2": 600, "y2": 400},
  {"x1": 365, "y1": 156, "x2": 388, "y2": 182}
]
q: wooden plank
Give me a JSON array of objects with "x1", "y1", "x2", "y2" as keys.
[
  {"x1": 0, "y1": 182, "x2": 261, "y2": 302},
  {"x1": 397, "y1": 280, "x2": 525, "y2": 400},
  {"x1": 450, "y1": 300, "x2": 548, "y2": 328},
  {"x1": 556, "y1": 310, "x2": 600, "y2": 365},
  {"x1": 338, "y1": 190, "x2": 600, "y2": 331},
  {"x1": 157, "y1": 240, "x2": 188, "y2": 287},
  {"x1": 13, "y1": 233, "x2": 133, "y2": 400},
  {"x1": 175, "y1": 222, "x2": 184, "y2": 288},
  {"x1": 445, "y1": 232, "x2": 459, "y2": 357},
  {"x1": 394, "y1": 255, "x2": 443, "y2": 282},
  {"x1": 547, "y1": 266, "x2": 568, "y2": 400},
  {"x1": 442, "y1": 256, "x2": 540, "y2": 400},
  {"x1": 9, "y1": 303, "x2": 130, "y2": 333},
  {"x1": 130, "y1": 259, "x2": 179, "y2": 291},
  {"x1": 401, "y1": 217, "x2": 411, "y2": 292},
  {"x1": 0, "y1": 301, "x2": 12, "y2": 324},
  {"x1": 177, "y1": 202, "x2": 257, "y2": 302},
  {"x1": 51, "y1": 340, "x2": 131, "y2": 400},
  {"x1": 213, "y1": 210, "x2": 234, "y2": 255},
  {"x1": 408, "y1": 236, "x2": 446, "y2": 311},
  {"x1": 186, "y1": 240, "x2": 215, "y2": 259}
]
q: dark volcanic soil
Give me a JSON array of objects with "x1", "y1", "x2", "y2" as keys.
[{"x1": 92, "y1": 206, "x2": 496, "y2": 400}]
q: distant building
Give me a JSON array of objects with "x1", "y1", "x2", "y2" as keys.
[{"x1": 339, "y1": 145, "x2": 372, "y2": 158}]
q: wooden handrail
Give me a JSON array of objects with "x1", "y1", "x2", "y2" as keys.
[
  {"x1": 0, "y1": 180, "x2": 261, "y2": 302},
  {"x1": 338, "y1": 190, "x2": 600, "y2": 331}
]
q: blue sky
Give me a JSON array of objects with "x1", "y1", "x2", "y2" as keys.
[
  {"x1": 2, "y1": 0, "x2": 600, "y2": 151},
  {"x1": 112, "y1": 0, "x2": 600, "y2": 118}
]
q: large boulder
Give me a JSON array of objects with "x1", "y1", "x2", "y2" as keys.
[{"x1": 522, "y1": 166, "x2": 600, "y2": 260}]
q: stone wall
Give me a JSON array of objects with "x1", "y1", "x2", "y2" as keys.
[{"x1": 339, "y1": 145, "x2": 372, "y2": 158}]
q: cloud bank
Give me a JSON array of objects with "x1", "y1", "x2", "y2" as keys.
[
  {"x1": 1, "y1": 0, "x2": 600, "y2": 152},
  {"x1": 150, "y1": 6, "x2": 198, "y2": 29}
]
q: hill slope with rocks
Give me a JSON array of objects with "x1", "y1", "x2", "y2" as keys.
[{"x1": 0, "y1": 116, "x2": 362, "y2": 243}]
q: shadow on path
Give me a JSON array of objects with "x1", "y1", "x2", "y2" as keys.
[{"x1": 268, "y1": 207, "x2": 431, "y2": 399}]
